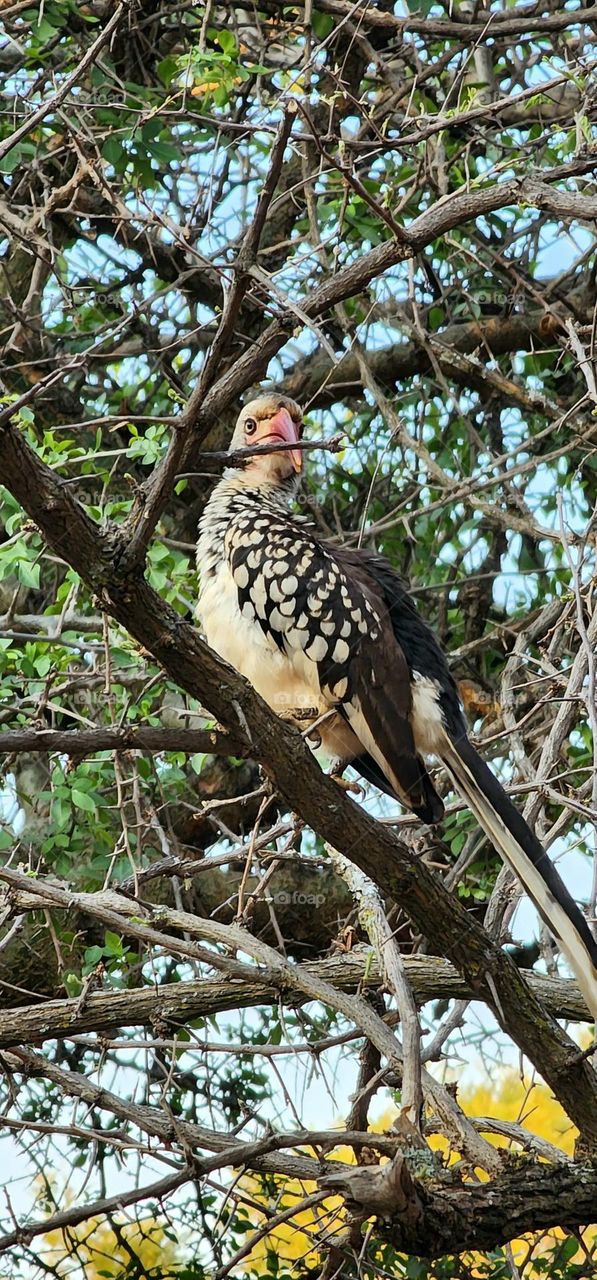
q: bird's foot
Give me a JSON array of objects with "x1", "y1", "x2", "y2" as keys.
[
  {"x1": 278, "y1": 706, "x2": 319, "y2": 723},
  {"x1": 332, "y1": 776, "x2": 364, "y2": 797},
  {"x1": 278, "y1": 705, "x2": 323, "y2": 746},
  {"x1": 328, "y1": 761, "x2": 364, "y2": 798}
]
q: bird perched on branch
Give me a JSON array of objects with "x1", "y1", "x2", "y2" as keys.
[{"x1": 196, "y1": 393, "x2": 597, "y2": 1017}]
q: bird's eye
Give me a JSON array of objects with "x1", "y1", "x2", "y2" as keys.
[{"x1": 245, "y1": 418, "x2": 257, "y2": 435}]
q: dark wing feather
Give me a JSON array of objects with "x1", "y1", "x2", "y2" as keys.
[
  {"x1": 331, "y1": 548, "x2": 444, "y2": 823},
  {"x1": 336, "y1": 547, "x2": 465, "y2": 734}
]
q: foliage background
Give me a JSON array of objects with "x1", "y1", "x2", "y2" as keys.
[{"x1": 0, "y1": 0, "x2": 597, "y2": 1275}]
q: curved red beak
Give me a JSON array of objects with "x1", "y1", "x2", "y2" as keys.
[{"x1": 265, "y1": 407, "x2": 302, "y2": 473}]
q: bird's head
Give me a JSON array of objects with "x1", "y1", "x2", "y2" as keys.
[{"x1": 229, "y1": 394, "x2": 304, "y2": 484}]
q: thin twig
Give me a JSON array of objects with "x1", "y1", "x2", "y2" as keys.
[{"x1": 178, "y1": 432, "x2": 347, "y2": 475}]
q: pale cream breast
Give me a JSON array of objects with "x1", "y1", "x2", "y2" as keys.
[{"x1": 199, "y1": 561, "x2": 320, "y2": 714}]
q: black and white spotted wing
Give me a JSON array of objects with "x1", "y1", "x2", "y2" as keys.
[{"x1": 225, "y1": 511, "x2": 443, "y2": 821}]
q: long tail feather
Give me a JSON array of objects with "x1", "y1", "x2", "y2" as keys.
[{"x1": 440, "y1": 731, "x2": 597, "y2": 1020}]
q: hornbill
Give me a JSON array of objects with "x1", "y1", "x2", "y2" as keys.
[{"x1": 196, "y1": 393, "x2": 597, "y2": 1017}]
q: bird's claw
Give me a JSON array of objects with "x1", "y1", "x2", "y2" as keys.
[{"x1": 329, "y1": 773, "x2": 364, "y2": 798}]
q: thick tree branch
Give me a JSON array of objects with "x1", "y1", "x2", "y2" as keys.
[
  {"x1": 377, "y1": 1160, "x2": 597, "y2": 1258},
  {"x1": 0, "y1": 726, "x2": 242, "y2": 758},
  {"x1": 0, "y1": 955, "x2": 589, "y2": 1050},
  {"x1": 316, "y1": 0, "x2": 597, "y2": 40}
]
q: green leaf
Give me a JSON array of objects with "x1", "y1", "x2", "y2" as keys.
[
  {"x1": 429, "y1": 306, "x2": 445, "y2": 330},
  {"x1": 17, "y1": 559, "x2": 40, "y2": 590},
  {"x1": 157, "y1": 55, "x2": 178, "y2": 86},
  {"x1": 216, "y1": 29, "x2": 236, "y2": 55},
  {"x1": 0, "y1": 149, "x2": 23, "y2": 175},
  {"x1": 34, "y1": 16, "x2": 59, "y2": 42},
  {"x1": 104, "y1": 930, "x2": 124, "y2": 957},
  {"x1": 147, "y1": 140, "x2": 179, "y2": 164},
  {"x1": 102, "y1": 136, "x2": 124, "y2": 167},
  {"x1": 312, "y1": 9, "x2": 334, "y2": 39},
  {"x1": 71, "y1": 788, "x2": 97, "y2": 813},
  {"x1": 64, "y1": 972, "x2": 83, "y2": 997}
]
